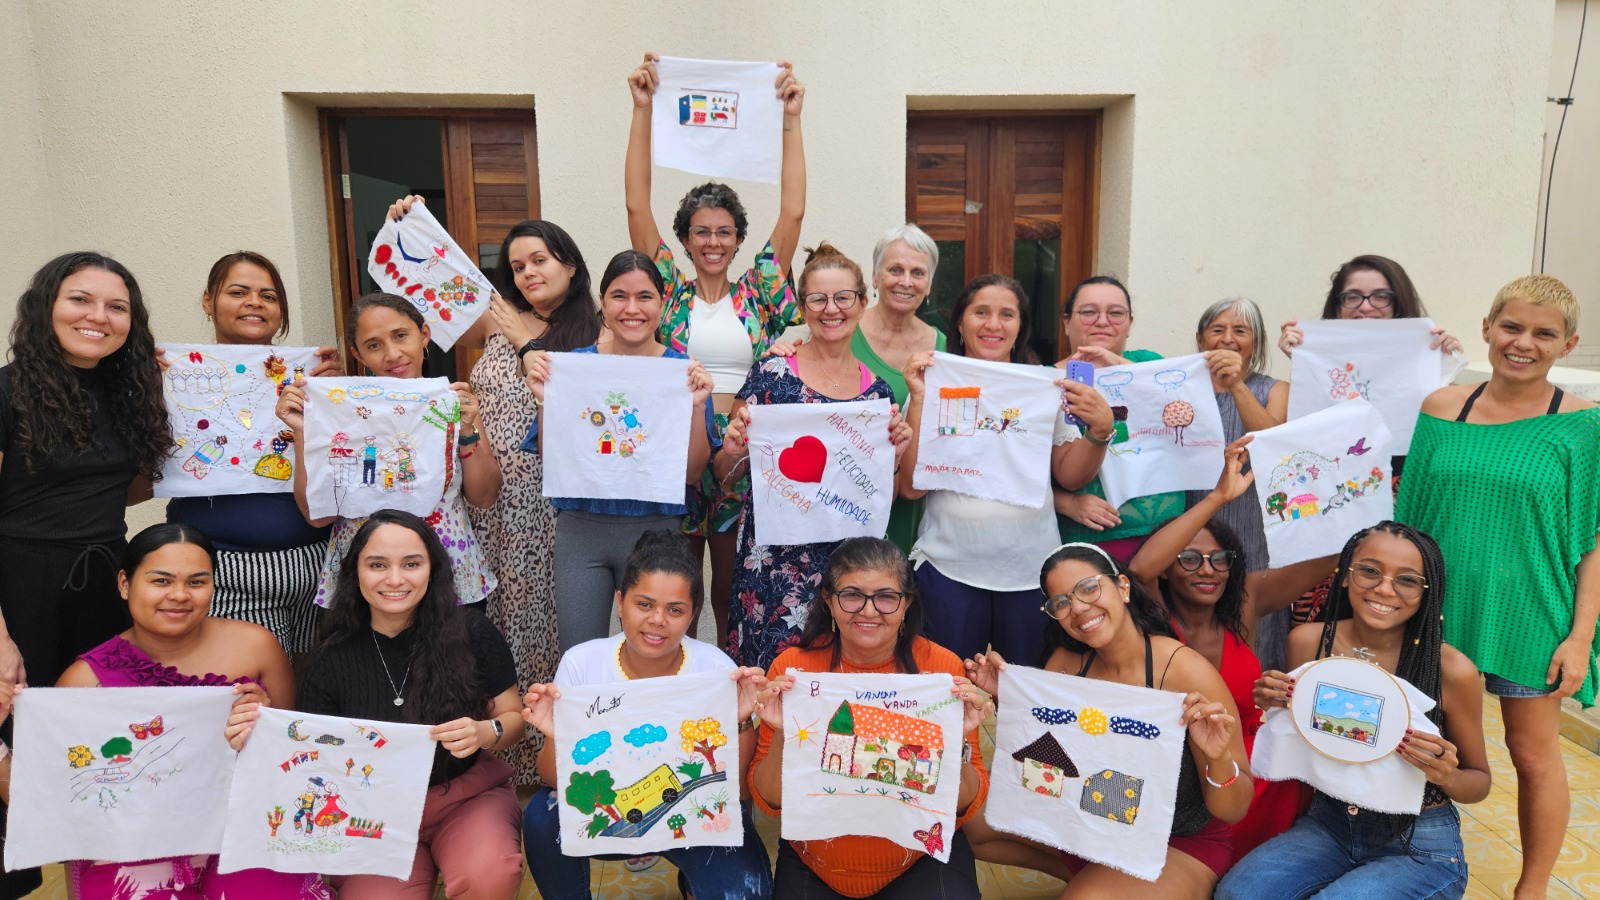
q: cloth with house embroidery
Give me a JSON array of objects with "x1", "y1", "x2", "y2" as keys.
[
  {"x1": 1250, "y1": 400, "x2": 1394, "y2": 567},
  {"x1": 1287, "y1": 318, "x2": 1465, "y2": 453},
  {"x1": 156, "y1": 344, "x2": 322, "y2": 497},
  {"x1": 300, "y1": 376, "x2": 457, "y2": 520},
  {"x1": 365, "y1": 202, "x2": 493, "y2": 351},
  {"x1": 988, "y1": 666, "x2": 1187, "y2": 882},
  {"x1": 748, "y1": 398, "x2": 893, "y2": 545},
  {"x1": 911, "y1": 352, "x2": 1067, "y2": 508},
  {"x1": 651, "y1": 56, "x2": 785, "y2": 184},
  {"x1": 1090, "y1": 353, "x2": 1228, "y2": 508},
  {"x1": 778, "y1": 670, "x2": 964, "y2": 861},
  {"x1": 538, "y1": 352, "x2": 694, "y2": 505}
]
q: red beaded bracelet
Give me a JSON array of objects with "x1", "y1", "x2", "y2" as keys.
[{"x1": 1204, "y1": 759, "x2": 1241, "y2": 789}]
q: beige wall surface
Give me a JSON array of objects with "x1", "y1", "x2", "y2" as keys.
[
  {"x1": 1538, "y1": 0, "x2": 1599, "y2": 368},
  {"x1": 0, "y1": 1, "x2": 1565, "y2": 374}
]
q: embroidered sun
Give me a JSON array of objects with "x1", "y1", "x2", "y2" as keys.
[{"x1": 791, "y1": 717, "x2": 820, "y2": 746}]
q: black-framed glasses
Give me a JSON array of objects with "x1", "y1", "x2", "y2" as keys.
[
  {"x1": 803, "y1": 290, "x2": 863, "y2": 311},
  {"x1": 1347, "y1": 562, "x2": 1427, "y2": 599},
  {"x1": 1041, "y1": 574, "x2": 1108, "y2": 620},
  {"x1": 831, "y1": 588, "x2": 907, "y2": 615},
  {"x1": 1336, "y1": 289, "x2": 1397, "y2": 310},
  {"x1": 1175, "y1": 549, "x2": 1234, "y2": 573}
]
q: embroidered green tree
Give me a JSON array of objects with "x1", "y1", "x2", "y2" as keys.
[
  {"x1": 100, "y1": 736, "x2": 133, "y2": 762},
  {"x1": 565, "y1": 770, "x2": 622, "y2": 823},
  {"x1": 667, "y1": 813, "x2": 687, "y2": 838},
  {"x1": 1266, "y1": 491, "x2": 1288, "y2": 521}
]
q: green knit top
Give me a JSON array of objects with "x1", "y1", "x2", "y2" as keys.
[
  {"x1": 1396, "y1": 408, "x2": 1600, "y2": 706},
  {"x1": 852, "y1": 326, "x2": 946, "y2": 553}
]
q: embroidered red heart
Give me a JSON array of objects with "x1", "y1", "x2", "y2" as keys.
[{"x1": 777, "y1": 436, "x2": 827, "y2": 483}]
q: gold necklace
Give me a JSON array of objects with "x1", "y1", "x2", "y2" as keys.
[
  {"x1": 615, "y1": 638, "x2": 687, "y2": 680},
  {"x1": 810, "y1": 350, "x2": 848, "y2": 391}
]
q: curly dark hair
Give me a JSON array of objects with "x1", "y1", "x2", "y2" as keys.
[
  {"x1": 7, "y1": 252, "x2": 173, "y2": 478},
  {"x1": 1148, "y1": 516, "x2": 1250, "y2": 644},
  {"x1": 671, "y1": 182, "x2": 749, "y2": 245},
  {"x1": 490, "y1": 220, "x2": 601, "y2": 352},
  {"x1": 1038, "y1": 543, "x2": 1175, "y2": 666},
  {"x1": 797, "y1": 538, "x2": 925, "y2": 674},
  {"x1": 312, "y1": 510, "x2": 483, "y2": 730}
]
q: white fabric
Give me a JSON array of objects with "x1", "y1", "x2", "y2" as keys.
[
  {"x1": 688, "y1": 298, "x2": 755, "y2": 394},
  {"x1": 156, "y1": 344, "x2": 322, "y2": 497},
  {"x1": 555, "y1": 634, "x2": 735, "y2": 688},
  {"x1": 651, "y1": 57, "x2": 783, "y2": 184},
  {"x1": 778, "y1": 670, "x2": 963, "y2": 862},
  {"x1": 366, "y1": 202, "x2": 493, "y2": 351},
  {"x1": 1251, "y1": 659, "x2": 1440, "y2": 815},
  {"x1": 987, "y1": 666, "x2": 1187, "y2": 883},
  {"x1": 540, "y1": 353, "x2": 694, "y2": 504},
  {"x1": 218, "y1": 707, "x2": 435, "y2": 877},
  {"x1": 1288, "y1": 318, "x2": 1458, "y2": 453},
  {"x1": 910, "y1": 490, "x2": 1066, "y2": 593},
  {"x1": 300, "y1": 376, "x2": 456, "y2": 520},
  {"x1": 1250, "y1": 400, "x2": 1394, "y2": 567},
  {"x1": 1092, "y1": 353, "x2": 1227, "y2": 508},
  {"x1": 749, "y1": 398, "x2": 893, "y2": 545},
  {"x1": 7, "y1": 686, "x2": 237, "y2": 870},
  {"x1": 552, "y1": 670, "x2": 743, "y2": 856},
  {"x1": 911, "y1": 352, "x2": 1068, "y2": 508}
]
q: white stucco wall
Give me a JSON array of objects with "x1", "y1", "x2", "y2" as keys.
[{"x1": 1538, "y1": 0, "x2": 1599, "y2": 368}]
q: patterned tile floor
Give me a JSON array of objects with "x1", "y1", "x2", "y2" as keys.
[{"x1": 23, "y1": 695, "x2": 1600, "y2": 898}]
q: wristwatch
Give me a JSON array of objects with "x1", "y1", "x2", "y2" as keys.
[
  {"x1": 518, "y1": 339, "x2": 546, "y2": 358},
  {"x1": 489, "y1": 718, "x2": 505, "y2": 743}
]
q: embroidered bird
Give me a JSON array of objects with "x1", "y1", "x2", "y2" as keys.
[{"x1": 1347, "y1": 437, "x2": 1371, "y2": 456}]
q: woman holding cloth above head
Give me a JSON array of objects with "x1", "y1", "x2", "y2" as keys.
[
  {"x1": 749, "y1": 537, "x2": 993, "y2": 899},
  {"x1": 520, "y1": 529, "x2": 773, "y2": 900},
  {"x1": 715, "y1": 244, "x2": 912, "y2": 670},
  {"x1": 897, "y1": 274, "x2": 1112, "y2": 665},
  {"x1": 275, "y1": 292, "x2": 502, "y2": 610},
  {"x1": 1277, "y1": 254, "x2": 1463, "y2": 362},
  {"x1": 1396, "y1": 274, "x2": 1593, "y2": 900},
  {"x1": 964, "y1": 543, "x2": 1253, "y2": 898},
  {"x1": 165, "y1": 251, "x2": 342, "y2": 656},
  {"x1": 520, "y1": 250, "x2": 716, "y2": 652},
  {"x1": 626, "y1": 52, "x2": 807, "y2": 644},
  {"x1": 1217, "y1": 522, "x2": 1491, "y2": 900}
]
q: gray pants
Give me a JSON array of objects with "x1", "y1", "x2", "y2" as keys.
[{"x1": 553, "y1": 509, "x2": 681, "y2": 651}]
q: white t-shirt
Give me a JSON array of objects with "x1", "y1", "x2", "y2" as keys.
[
  {"x1": 554, "y1": 633, "x2": 736, "y2": 688},
  {"x1": 909, "y1": 415, "x2": 1080, "y2": 592},
  {"x1": 688, "y1": 297, "x2": 756, "y2": 394}
]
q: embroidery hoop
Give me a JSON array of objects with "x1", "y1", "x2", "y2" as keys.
[{"x1": 1289, "y1": 656, "x2": 1411, "y2": 765}]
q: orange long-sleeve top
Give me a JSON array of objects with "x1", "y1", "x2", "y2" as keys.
[{"x1": 749, "y1": 637, "x2": 990, "y2": 898}]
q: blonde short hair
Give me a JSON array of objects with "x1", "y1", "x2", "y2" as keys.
[{"x1": 1488, "y1": 275, "x2": 1580, "y2": 338}]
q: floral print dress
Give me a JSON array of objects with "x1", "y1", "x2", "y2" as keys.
[{"x1": 726, "y1": 356, "x2": 893, "y2": 669}]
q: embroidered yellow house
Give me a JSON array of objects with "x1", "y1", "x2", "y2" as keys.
[
  {"x1": 598, "y1": 431, "x2": 615, "y2": 455},
  {"x1": 1289, "y1": 492, "x2": 1320, "y2": 519}
]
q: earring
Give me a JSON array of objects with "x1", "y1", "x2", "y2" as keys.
[{"x1": 831, "y1": 618, "x2": 838, "y2": 633}]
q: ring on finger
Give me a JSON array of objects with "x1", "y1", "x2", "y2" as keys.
[{"x1": 1433, "y1": 746, "x2": 1446, "y2": 759}]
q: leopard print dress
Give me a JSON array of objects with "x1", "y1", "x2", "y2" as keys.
[{"x1": 469, "y1": 330, "x2": 560, "y2": 786}]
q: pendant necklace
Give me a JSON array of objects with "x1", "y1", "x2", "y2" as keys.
[
  {"x1": 372, "y1": 631, "x2": 412, "y2": 706},
  {"x1": 1349, "y1": 646, "x2": 1376, "y2": 662},
  {"x1": 813, "y1": 352, "x2": 846, "y2": 391}
]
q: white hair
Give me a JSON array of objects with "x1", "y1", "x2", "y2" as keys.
[{"x1": 871, "y1": 224, "x2": 940, "y2": 285}]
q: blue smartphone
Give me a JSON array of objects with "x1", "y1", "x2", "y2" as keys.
[{"x1": 1063, "y1": 360, "x2": 1094, "y2": 428}]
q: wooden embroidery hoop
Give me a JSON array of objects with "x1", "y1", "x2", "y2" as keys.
[{"x1": 1289, "y1": 656, "x2": 1411, "y2": 765}]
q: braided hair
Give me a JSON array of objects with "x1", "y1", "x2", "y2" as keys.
[{"x1": 1314, "y1": 520, "x2": 1449, "y2": 845}]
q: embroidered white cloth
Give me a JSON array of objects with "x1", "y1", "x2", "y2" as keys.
[
  {"x1": 652, "y1": 56, "x2": 784, "y2": 184},
  {"x1": 300, "y1": 376, "x2": 457, "y2": 520},
  {"x1": 749, "y1": 398, "x2": 893, "y2": 545},
  {"x1": 779, "y1": 671, "x2": 963, "y2": 862},
  {"x1": 540, "y1": 353, "x2": 694, "y2": 505},
  {"x1": 1251, "y1": 400, "x2": 1394, "y2": 567},
  {"x1": 6, "y1": 686, "x2": 237, "y2": 870},
  {"x1": 217, "y1": 708, "x2": 435, "y2": 877},
  {"x1": 552, "y1": 670, "x2": 743, "y2": 856},
  {"x1": 1091, "y1": 353, "x2": 1227, "y2": 508},
  {"x1": 911, "y1": 352, "x2": 1065, "y2": 508},
  {"x1": 1288, "y1": 318, "x2": 1462, "y2": 453},
  {"x1": 987, "y1": 667, "x2": 1187, "y2": 882},
  {"x1": 1251, "y1": 660, "x2": 1440, "y2": 815},
  {"x1": 156, "y1": 344, "x2": 322, "y2": 497},
  {"x1": 366, "y1": 202, "x2": 493, "y2": 351}
]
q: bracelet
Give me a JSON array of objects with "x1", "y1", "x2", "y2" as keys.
[
  {"x1": 489, "y1": 717, "x2": 505, "y2": 744},
  {"x1": 1082, "y1": 428, "x2": 1111, "y2": 446},
  {"x1": 738, "y1": 714, "x2": 759, "y2": 734},
  {"x1": 458, "y1": 430, "x2": 481, "y2": 446},
  {"x1": 459, "y1": 448, "x2": 476, "y2": 460},
  {"x1": 1204, "y1": 758, "x2": 1241, "y2": 789}
]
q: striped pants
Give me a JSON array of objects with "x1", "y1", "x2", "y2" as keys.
[{"x1": 211, "y1": 543, "x2": 327, "y2": 654}]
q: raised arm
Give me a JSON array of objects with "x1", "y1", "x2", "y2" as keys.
[
  {"x1": 625, "y1": 53, "x2": 664, "y2": 255},
  {"x1": 1126, "y1": 437, "x2": 1253, "y2": 595},
  {"x1": 768, "y1": 61, "x2": 807, "y2": 271},
  {"x1": 896, "y1": 352, "x2": 933, "y2": 501}
]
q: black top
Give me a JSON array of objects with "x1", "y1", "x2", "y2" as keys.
[
  {"x1": 298, "y1": 609, "x2": 517, "y2": 785},
  {"x1": 167, "y1": 492, "x2": 331, "y2": 552},
  {"x1": 0, "y1": 364, "x2": 136, "y2": 544},
  {"x1": 1455, "y1": 382, "x2": 1565, "y2": 421}
]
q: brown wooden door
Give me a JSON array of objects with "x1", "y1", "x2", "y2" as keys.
[
  {"x1": 322, "y1": 110, "x2": 540, "y2": 381},
  {"x1": 907, "y1": 113, "x2": 1098, "y2": 363}
]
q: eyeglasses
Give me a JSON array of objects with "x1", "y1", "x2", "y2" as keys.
[
  {"x1": 803, "y1": 290, "x2": 863, "y2": 311},
  {"x1": 1041, "y1": 574, "x2": 1109, "y2": 620},
  {"x1": 1067, "y1": 307, "x2": 1130, "y2": 324},
  {"x1": 1336, "y1": 290, "x2": 1397, "y2": 310},
  {"x1": 689, "y1": 227, "x2": 737, "y2": 241},
  {"x1": 1347, "y1": 562, "x2": 1427, "y2": 600},
  {"x1": 1175, "y1": 549, "x2": 1234, "y2": 573},
  {"x1": 831, "y1": 589, "x2": 908, "y2": 615}
]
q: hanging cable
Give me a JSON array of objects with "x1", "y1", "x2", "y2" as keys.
[{"x1": 1540, "y1": 0, "x2": 1588, "y2": 273}]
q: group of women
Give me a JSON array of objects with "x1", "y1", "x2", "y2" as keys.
[{"x1": 0, "y1": 49, "x2": 1593, "y2": 900}]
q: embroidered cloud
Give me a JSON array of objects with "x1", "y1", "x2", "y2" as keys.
[
  {"x1": 1031, "y1": 706, "x2": 1077, "y2": 726},
  {"x1": 624, "y1": 723, "x2": 669, "y2": 748},
  {"x1": 571, "y1": 730, "x2": 612, "y2": 765}
]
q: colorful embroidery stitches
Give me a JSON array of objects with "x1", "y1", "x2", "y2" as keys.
[
  {"x1": 1308, "y1": 682, "x2": 1384, "y2": 748},
  {"x1": 678, "y1": 90, "x2": 738, "y2": 129},
  {"x1": 819, "y1": 701, "x2": 944, "y2": 794},
  {"x1": 583, "y1": 391, "x2": 649, "y2": 458}
]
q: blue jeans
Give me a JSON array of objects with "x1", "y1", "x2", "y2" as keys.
[
  {"x1": 914, "y1": 562, "x2": 1048, "y2": 665},
  {"x1": 1216, "y1": 794, "x2": 1467, "y2": 899},
  {"x1": 522, "y1": 788, "x2": 773, "y2": 900}
]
